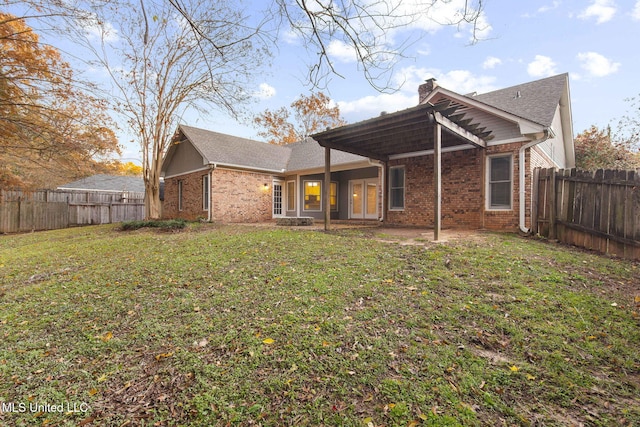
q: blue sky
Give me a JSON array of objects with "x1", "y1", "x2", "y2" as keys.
[
  {"x1": 7, "y1": 0, "x2": 640, "y2": 162},
  {"x1": 203, "y1": 0, "x2": 639, "y2": 149}
]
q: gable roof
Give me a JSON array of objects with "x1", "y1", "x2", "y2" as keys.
[
  {"x1": 179, "y1": 125, "x2": 291, "y2": 172},
  {"x1": 471, "y1": 73, "x2": 569, "y2": 127},
  {"x1": 57, "y1": 175, "x2": 145, "y2": 193},
  {"x1": 313, "y1": 73, "x2": 573, "y2": 162},
  {"x1": 163, "y1": 125, "x2": 369, "y2": 176}
]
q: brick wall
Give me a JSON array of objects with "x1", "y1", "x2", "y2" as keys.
[
  {"x1": 163, "y1": 169, "x2": 209, "y2": 221},
  {"x1": 384, "y1": 142, "x2": 551, "y2": 231},
  {"x1": 210, "y1": 168, "x2": 275, "y2": 223},
  {"x1": 163, "y1": 168, "x2": 277, "y2": 222},
  {"x1": 386, "y1": 148, "x2": 483, "y2": 228}
]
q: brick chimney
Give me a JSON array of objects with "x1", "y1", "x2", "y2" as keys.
[{"x1": 418, "y1": 78, "x2": 438, "y2": 104}]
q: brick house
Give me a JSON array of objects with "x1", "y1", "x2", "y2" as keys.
[{"x1": 161, "y1": 73, "x2": 574, "y2": 232}]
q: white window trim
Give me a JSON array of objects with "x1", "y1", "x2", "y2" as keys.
[
  {"x1": 388, "y1": 165, "x2": 405, "y2": 211},
  {"x1": 286, "y1": 180, "x2": 296, "y2": 212},
  {"x1": 486, "y1": 154, "x2": 513, "y2": 211},
  {"x1": 303, "y1": 180, "x2": 322, "y2": 212}
]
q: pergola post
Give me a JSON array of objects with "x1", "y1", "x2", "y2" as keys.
[
  {"x1": 434, "y1": 120, "x2": 442, "y2": 241},
  {"x1": 324, "y1": 147, "x2": 331, "y2": 231}
]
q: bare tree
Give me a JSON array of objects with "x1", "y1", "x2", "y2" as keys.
[
  {"x1": 60, "y1": 0, "x2": 269, "y2": 218},
  {"x1": 8, "y1": 0, "x2": 485, "y2": 218}
]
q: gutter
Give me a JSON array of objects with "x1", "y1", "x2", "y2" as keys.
[
  {"x1": 211, "y1": 161, "x2": 285, "y2": 175},
  {"x1": 518, "y1": 129, "x2": 552, "y2": 233}
]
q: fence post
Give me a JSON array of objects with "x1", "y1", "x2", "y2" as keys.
[{"x1": 548, "y1": 168, "x2": 557, "y2": 240}]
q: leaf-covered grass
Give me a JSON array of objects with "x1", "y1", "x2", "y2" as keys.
[{"x1": 0, "y1": 224, "x2": 638, "y2": 426}]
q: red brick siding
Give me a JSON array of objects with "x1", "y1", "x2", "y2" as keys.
[
  {"x1": 210, "y1": 168, "x2": 275, "y2": 223},
  {"x1": 385, "y1": 142, "x2": 548, "y2": 231},
  {"x1": 386, "y1": 148, "x2": 483, "y2": 228},
  {"x1": 163, "y1": 168, "x2": 278, "y2": 222},
  {"x1": 163, "y1": 169, "x2": 209, "y2": 220}
]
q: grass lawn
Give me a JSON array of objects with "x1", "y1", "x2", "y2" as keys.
[{"x1": 0, "y1": 223, "x2": 639, "y2": 426}]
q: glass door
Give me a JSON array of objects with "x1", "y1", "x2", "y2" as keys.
[{"x1": 272, "y1": 181, "x2": 283, "y2": 217}]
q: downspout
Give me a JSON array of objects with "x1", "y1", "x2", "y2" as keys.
[
  {"x1": 207, "y1": 164, "x2": 216, "y2": 222},
  {"x1": 518, "y1": 130, "x2": 551, "y2": 233}
]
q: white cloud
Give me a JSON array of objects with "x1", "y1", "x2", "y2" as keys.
[
  {"x1": 255, "y1": 83, "x2": 276, "y2": 100},
  {"x1": 538, "y1": 1, "x2": 561, "y2": 13},
  {"x1": 633, "y1": 1, "x2": 640, "y2": 20},
  {"x1": 577, "y1": 52, "x2": 620, "y2": 77},
  {"x1": 78, "y1": 13, "x2": 120, "y2": 42},
  {"x1": 482, "y1": 56, "x2": 502, "y2": 70},
  {"x1": 327, "y1": 39, "x2": 357, "y2": 63},
  {"x1": 338, "y1": 66, "x2": 496, "y2": 122},
  {"x1": 578, "y1": 0, "x2": 617, "y2": 24},
  {"x1": 527, "y1": 55, "x2": 557, "y2": 77}
]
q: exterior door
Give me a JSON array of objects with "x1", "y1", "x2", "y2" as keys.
[
  {"x1": 272, "y1": 181, "x2": 283, "y2": 217},
  {"x1": 350, "y1": 179, "x2": 377, "y2": 219}
]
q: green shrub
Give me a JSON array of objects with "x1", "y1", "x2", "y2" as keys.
[{"x1": 119, "y1": 219, "x2": 187, "y2": 231}]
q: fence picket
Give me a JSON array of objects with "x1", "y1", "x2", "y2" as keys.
[
  {"x1": 0, "y1": 189, "x2": 144, "y2": 233},
  {"x1": 534, "y1": 167, "x2": 640, "y2": 260}
]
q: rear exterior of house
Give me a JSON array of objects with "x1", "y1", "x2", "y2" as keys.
[
  {"x1": 161, "y1": 74, "x2": 574, "y2": 232},
  {"x1": 161, "y1": 127, "x2": 381, "y2": 223},
  {"x1": 313, "y1": 73, "x2": 574, "y2": 232}
]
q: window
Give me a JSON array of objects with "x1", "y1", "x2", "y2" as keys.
[
  {"x1": 487, "y1": 155, "x2": 512, "y2": 209},
  {"x1": 177, "y1": 180, "x2": 183, "y2": 211},
  {"x1": 304, "y1": 181, "x2": 321, "y2": 211},
  {"x1": 202, "y1": 175, "x2": 209, "y2": 210},
  {"x1": 330, "y1": 182, "x2": 338, "y2": 211},
  {"x1": 303, "y1": 180, "x2": 337, "y2": 211},
  {"x1": 389, "y1": 166, "x2": 405, "y2": 210},
  {"x1": 286, "y1": 181, "x2": 296, "y2": 211}
]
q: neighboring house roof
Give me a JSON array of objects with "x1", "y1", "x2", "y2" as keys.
[
  {"x1": 471, "y1": 73, "x2": 569, "y2": 127},
  {"x1": 57, "y1": 175, "x2": 145, "y2": 193}
]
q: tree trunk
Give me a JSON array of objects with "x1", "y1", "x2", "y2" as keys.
[{"x1": 144, "y1": 164, "x2": 162, "y2": 220}]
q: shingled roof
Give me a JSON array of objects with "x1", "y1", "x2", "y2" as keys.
[
  {"x1": 471, "y1": 73, "x2": 569, "y2": 127},
  {"x1": 172, "y1": 125, "x2": 368, "y2": 173},
  {"x1": 179, "y1": 125, "x2": 292, "y2": 172},
  {"x1": 58, "y1": 175, "x2": 145, "y2": 193}
]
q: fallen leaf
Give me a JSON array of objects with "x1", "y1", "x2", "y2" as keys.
[
  {"x1": 97, "y1": 374, "x2": 108, "y2": 383},
  {"x1": 526, "y1": 374, "x2": 536, "y2": 380},
  {"x1": 88, "y1": 388, "x2": 98, "y2": 396},
  {"x1": 155, "y1": 351, "x2": 174, "y2": 361},
  {"x1": 509, "y1": 365, "x2": 519, "y2": 372},
  {"x1": 262, "y1": 338, "x2": 275, "y2": 345},
  {"x1": 100, "y1": 331, "x2": 113, "y2": 342}
]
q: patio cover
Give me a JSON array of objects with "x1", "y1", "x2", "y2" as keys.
[{"x1": 312, "y1": 101, "x2": 493, "y2": 239}]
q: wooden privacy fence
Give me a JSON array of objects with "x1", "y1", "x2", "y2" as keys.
[
  {"x1": 0, "y1": 189, "x2": 145, "y2": 233},
  {"x1": 532, "y1": 168, "x2": 640, "y2": 260}
]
